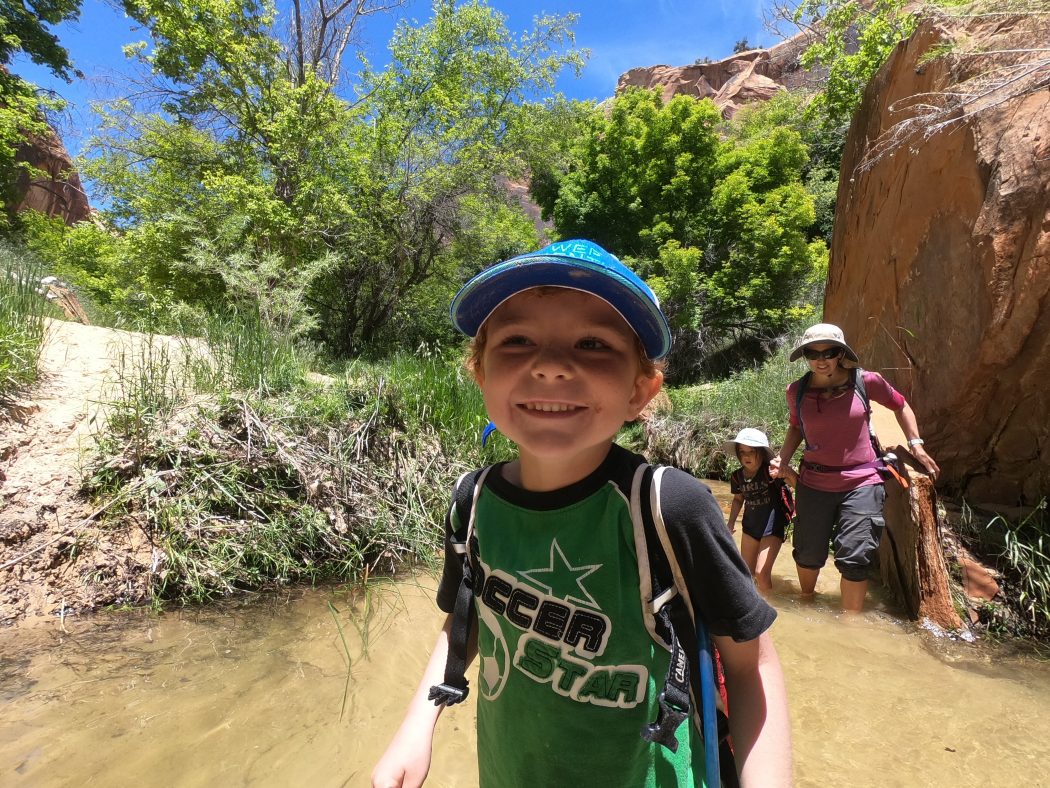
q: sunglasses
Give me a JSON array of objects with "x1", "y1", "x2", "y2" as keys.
[{"x1": 803, "y1": 346, "x2": 844, "y2": 361}]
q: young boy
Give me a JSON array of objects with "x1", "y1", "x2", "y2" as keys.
[
  {"x1": 724, "y1": 429, "x2": 791, "y2": 594},
  {"x1": 371, "y1": 240, "x2": 792, "y2": 788}
]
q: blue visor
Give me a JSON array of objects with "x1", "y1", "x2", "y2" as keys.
[{"x1": 450, "y1": 239, "x2": 672, "y2": 361}]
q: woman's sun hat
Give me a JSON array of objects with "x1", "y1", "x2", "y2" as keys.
[
  {"x1": 788, "y1": 323, "x2": 859, "y2": 363},
  {"x1": 721, "y1": 428, "x2": 775, "y2": 461},
  {"x1": 450, "y1": 239, "x2": 672, "y2": 361}
]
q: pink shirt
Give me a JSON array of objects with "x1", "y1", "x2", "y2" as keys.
[{"x1": 786, "y1": 371, "x2": 906, "y2": 492}]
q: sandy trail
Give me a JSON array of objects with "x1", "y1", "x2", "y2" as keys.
[{"x1": 0, "y1": 319, "x2": 178, "y2": 625}]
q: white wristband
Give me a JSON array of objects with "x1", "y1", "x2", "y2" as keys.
[{"x1": 907, "y1": 438, "x2": 924, "y2": 447}]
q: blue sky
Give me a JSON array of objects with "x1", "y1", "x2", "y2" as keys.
[{"x1": 13, "y1": 0, "x2": 776, "y2": 158}]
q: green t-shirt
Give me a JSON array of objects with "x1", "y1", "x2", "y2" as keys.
[{"x1": 437, "y1": 445, "x2": 776, "y2": 788}]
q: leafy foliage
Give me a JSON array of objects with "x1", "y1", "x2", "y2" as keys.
[
  {"x1": 794, "y1": 0, "x2": 917, "y2": 132},
  {"x1": 0, "y1": 0, "x2": 82, "y2": 80},
  {"x1": 79, "y1": 0, "x2": 583, "y2": 354},
  {"x1": 533, "y1": 88, "x2": 826, "y2": 377},
  {"x1": 0, "y1": 240, "x2": 55, "y2": 398}
]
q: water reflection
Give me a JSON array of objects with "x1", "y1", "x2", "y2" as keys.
[{"x1": 1, "y1": 482, "x2": 1048, "y2": 787}]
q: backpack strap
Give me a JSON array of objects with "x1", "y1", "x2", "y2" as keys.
[
  {"x1": 634, "y1": 465, "x2": 692, "y2": 753},
  {"x1": 796, "y1": 368, "x2": 881, "y2": 456},
  {"x1": 640, "y1": 465, "x2": 738, "y2": 788},
  {"x1": 428, "y1": 465, "x2": 493, "y2": 707}
]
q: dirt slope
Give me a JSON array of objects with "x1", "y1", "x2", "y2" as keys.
[{"x1": 0, "y1": 320, "x2": 162, "y2": 625}]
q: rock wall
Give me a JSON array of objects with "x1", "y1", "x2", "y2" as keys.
[
  {"x1": 616, "y1": 31, "x2": 823, "y2": 118},
  {"x1": 824, "y1": 12, "x2": 1050, "y2": 506},
  {"x1": 15, "y1": 128, "x2": 91, "y2": 225}
]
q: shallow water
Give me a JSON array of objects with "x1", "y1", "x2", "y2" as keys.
[{"x1": 2, "y1": 482, "x2": 1049, "y2": 787}]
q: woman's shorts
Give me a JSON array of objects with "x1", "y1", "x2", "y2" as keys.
[{"x1": 792, "y1": 483, "x2": 886, "y2": 582}]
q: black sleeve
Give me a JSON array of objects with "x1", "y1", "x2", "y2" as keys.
[
  {"x1": 435, "y1": 498, "x2": 464, "y2": 614},
  {"x1": 659, "y1": 468, "x2": 776, "y2": 642}
]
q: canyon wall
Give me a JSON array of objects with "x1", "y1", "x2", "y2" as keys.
[{"x1": 824, "y1": 11, "x2": 1050, "y2": 506}]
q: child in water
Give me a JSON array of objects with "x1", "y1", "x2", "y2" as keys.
[
  {"x1": 371, "y1": 240, "x2": 792, "y2": 787},
  {"x1": 724, "y1": 429, "x2": 792, "y2": 594}
]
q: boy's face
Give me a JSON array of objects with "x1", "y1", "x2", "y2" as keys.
[
  {"x1": 475, "y1": 287, "x2": 662, "y2": 472},
  {"x1": 737, "y1": 445, "x2": 763, "y2": 473}
]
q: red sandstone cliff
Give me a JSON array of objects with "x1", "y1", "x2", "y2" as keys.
[
  {"x1": 15, "y1": 127, "x2": 91, "y2": 225},
  {"x1": 824, "y1": 11, "x2": 1050, "y2": 506},
  {"x1": 615, "y1": 31, "x2": 823, "y2": 117}
]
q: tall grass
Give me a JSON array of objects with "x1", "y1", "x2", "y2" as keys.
[
  {"x1": 992, "y1": 501, "x2": 1050, "y2": 635},
  {"x1": 349, "y1": 351, "x2": 505, "y2": 464},
  {"x1": 101, "y1": 336, "x2": 187, "y2": 465},
  {"x1": 85, "y1": 330, "x2": 497, "y2": 604},
  {"x1": 648, "y1": 354, "x2": 800, "y2": 478},
  {"x1": 182, "y1": 308, "x2": 307, "y2": 395},
  {"x1": 0, "y1": 242, "x2": 55, "y2": 401}
]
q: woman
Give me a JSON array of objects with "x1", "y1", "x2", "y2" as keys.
[{"x1": 771, "y1": 324, "x2": 939, "y2": 613}]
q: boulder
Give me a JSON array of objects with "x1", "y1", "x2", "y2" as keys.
[{"x1": 824, "y1": 11, "x2": 1050, "y2": 507}]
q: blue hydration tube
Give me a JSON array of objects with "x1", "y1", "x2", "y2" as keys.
[
  {"x1": 696, "y1": 616, "x2": 720, "y2": 787},
  {"x1": 481, "y1": 421, "x2": 497, "y2": 447}
]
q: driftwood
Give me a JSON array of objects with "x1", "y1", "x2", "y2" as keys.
[
  {"x1": 44, "y1": 282, "x2": 90, "y2": 324},
  {"x1": 878, "y1": 455, "x2": 963, "y2": 630},
  {"x1": 870, "y1": 403, "x2": 964, "y2": 631}
]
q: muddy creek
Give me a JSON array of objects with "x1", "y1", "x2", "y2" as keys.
[{"x1": 2, "y1": 481, "x2": 1049, "y2": 787}]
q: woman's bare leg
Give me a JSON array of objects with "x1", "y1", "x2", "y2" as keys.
[
  {"x1": 840, "y1": 578, "x2": 868, "y2": 613},
  {"x1": 796, "y1": 565, "x2": 819, "y2": 599}
]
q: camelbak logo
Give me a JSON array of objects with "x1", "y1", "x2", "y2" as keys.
[{"x1": 673, "y1": 646, "x2": 687, "y2": 685}]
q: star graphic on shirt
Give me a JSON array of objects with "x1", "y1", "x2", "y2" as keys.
[{"x1": 519, "y1": 538, "x2": 602, "y2": 610}]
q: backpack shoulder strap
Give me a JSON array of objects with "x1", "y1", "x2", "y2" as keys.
[
  {"x1": 632, "y1": 465, "x2": 739, "y2": 787},
  {"x1": 851, "y1": 368, "x2": 883, "y2": 455},
  {"x1": 642, "y1": 468, "x2": 743, "y2": 788},
  {"x1": 852, "y1": 367, "x2": 869, "y2": 413},
  {"x1": 795, "y1": 371, "x2": 813, "y2": 449},
  {"x1": 632, "y1": 464, "x2": 691, "y2": 753},
  {"x1": 429, "y1": 465, "x2": 494, "y2": 708}
]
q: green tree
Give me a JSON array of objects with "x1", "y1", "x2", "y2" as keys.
[
  {"x1": 0, "y1": 0, "x2": 82, "y2": 80},
  {"x1": 794, "y1": 0, "x2": 917, "y2": 132},
  {"x1": 703, "y1": 126, "x2": 826, "y2": 330},
  {"x1": 545, "y1": 89, "x2": 722, "y2": 258},
  {"x1": 84, "y1": 0, "x2": 583, "y2": 351},
  {"x1": 729, "y1": 91, "x2": 843, "y2": 245},
  {"x1": 314, "y1": 0, "x2": 583, "y2": 352},
  {"x1": 534, "y1": 88, "x2": 825, "y2": 374}
]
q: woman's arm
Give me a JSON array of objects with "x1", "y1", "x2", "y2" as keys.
[
  {"x1": 714, "y1": 631, "x2": 793, "y2": 787},
  {"x1": 770, "y1": 425, "x2": 802, "y2": 486},
  {"x1": 372, "y1": 614, "x2": 474, "y2": 788},
  {"x1": 893, "y1": 401, "x2": 939, "y2": 478}
]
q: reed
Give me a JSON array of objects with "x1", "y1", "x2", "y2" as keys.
[
  {"x1": 993, "y1": 501, "x2": 1050, "y2": 635},
  {"x1": 181, "y1": 307, "x2": 308, "y2": 396},
  {"x1": 0, "y1": 243, "x2": 54, "y2": 401}
]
